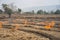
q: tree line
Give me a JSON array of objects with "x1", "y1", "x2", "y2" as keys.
[
  {"x1": 0, "y1": 4, "x2": 60, "y2": 18},
  {"x1": 37, "y1": 10, "x2": 60, "y2": 14}
]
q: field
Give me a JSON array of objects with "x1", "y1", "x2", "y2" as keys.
[{"x1": 0, "y1": 14, "x2": 60, "y2": 40}]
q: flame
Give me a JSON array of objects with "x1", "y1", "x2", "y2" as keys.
[
  {"x1": 0, "y1": 22, "x2": 3, "y2": 28},
  {"x1": 50, "y1": 21, "x2": 55, "y2": 27},
  {"x1": 45, "y1": 25, "x2": 51, "y2": 30},
  {"x1": 45, "y1": 21, "x2": 55, "y2": 30}
]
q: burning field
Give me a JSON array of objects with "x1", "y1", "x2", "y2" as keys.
[{"x1": 0, "y1": 14, "x2": 60, "y2": 40}]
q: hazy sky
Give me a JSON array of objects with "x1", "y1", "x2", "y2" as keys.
[{"x1": 0, "y1": 0, "x2": 60, "y2": 9}]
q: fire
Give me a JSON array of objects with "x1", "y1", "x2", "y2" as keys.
[
  {"x1": 45, "y1": 23, "x2": 52, "y2": 30},
  {"x1": 0, "y1": 21, "x2": 3, "y2": 28},
  {"x1": 50, "y1": 21, "x2": 55, "y2": 27},
  {"x1": 45, "y1": 21, "x2": 55, "y2": 30}
]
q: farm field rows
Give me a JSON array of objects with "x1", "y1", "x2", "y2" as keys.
[{"x1": 0, "y1": 14, "x2": 60, "y2": 40}]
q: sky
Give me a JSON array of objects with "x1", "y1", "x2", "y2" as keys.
[{"x1": 0, "y1": 0, "x2": 60, "y2": 11}]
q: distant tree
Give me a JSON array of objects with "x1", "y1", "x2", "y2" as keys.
[
  {"x1": 44, "y1": 11, "x2": 48, "y2": 14},
  {"x1": 32, "y1": 10, "x2": 34, "y2": 14},
  {"x1": 2, "y1": 4, "x2": 13, "y2": 18},
  {"x1": 37, "y1": 10, "x2": 43, "y2": 14},
  {"x1": 54, "y1": 9, "x2": 60, "y2": 14},
  {"x1": 18, "y1": 8, "x2": 21, "y2": 14},
  {"x1": 50, "y1": 11, "x2": 54, "y2": 14},
  {"x1": 0, "y1": 9, "x2": 3, "y2": 14}
]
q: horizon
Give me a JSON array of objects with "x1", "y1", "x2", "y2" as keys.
[{"x1": 0, "y1": 0, "x2": 60, "y2": 12}]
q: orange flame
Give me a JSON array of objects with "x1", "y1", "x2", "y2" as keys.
[
  {"x1": 45, "y1": 21, "x2": 55, "y2": 30},
  {"x1": 50, "y1": 21, "x2": 55, "y2": 27},
  {"x1": 45, "y1": 23, "x2": 51, "y2": 30},
  {"x1": 0, "y1": 22, "x2": 3, "y2": 28}
]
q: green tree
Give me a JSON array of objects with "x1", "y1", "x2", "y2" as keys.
[
  {"x1": 2, "y1": 4, "x2": 13, "y2": 18},
  {"x1": 37, "y1": 10, "x2": 43, "y2": 14},
  {"x1": 18, "y1": 8, "x2": 21, "y2": 14},
  {"x1": 0, "y1": 9, "x2": 3, "y2": 14},
  {"x1": 44, "y1": 11, "x2": 48, "y2": 14},
  {"x1": 54, "y1": 9, "x2": 60, "y2": 14},
  {"x1": 32, "y1": 10, "x2": 34, "y2": 14},
  {"x1": 50, "y1": 11, "x2": 54, "y2": 14}
]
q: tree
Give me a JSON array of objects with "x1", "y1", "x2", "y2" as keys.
[
  {"x1": 37, "y1": 10, "x2": 43, "y2": 14},
  {"x1": 32, "y1": 10, "x2": 34, "y2": 14},
  {"x1": 18, "y1": 8, "x2": 21, "y2": 14},
  {"x1": 0, "y1": 9, "x2": 3, "y2": 14},
  {"x1": 2, "y1": 4, "x2": 13, "y2": 18},
  {"x1": 50, "y1": 11, "x2": 54, "y2": 14},
  {"x1": 44, "y1": 11, "x2": 48, "y2": 14},
  {"x1": 54, "y1": 9, "x2": 60, "y2": 14}
]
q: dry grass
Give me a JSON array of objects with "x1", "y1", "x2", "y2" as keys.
[
  {"x1": 0, "y1": 28, "x2": 49, "y2": 40},
  {"x1": 0, "y1": 14, "x2": 60, "y2": 40}
]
